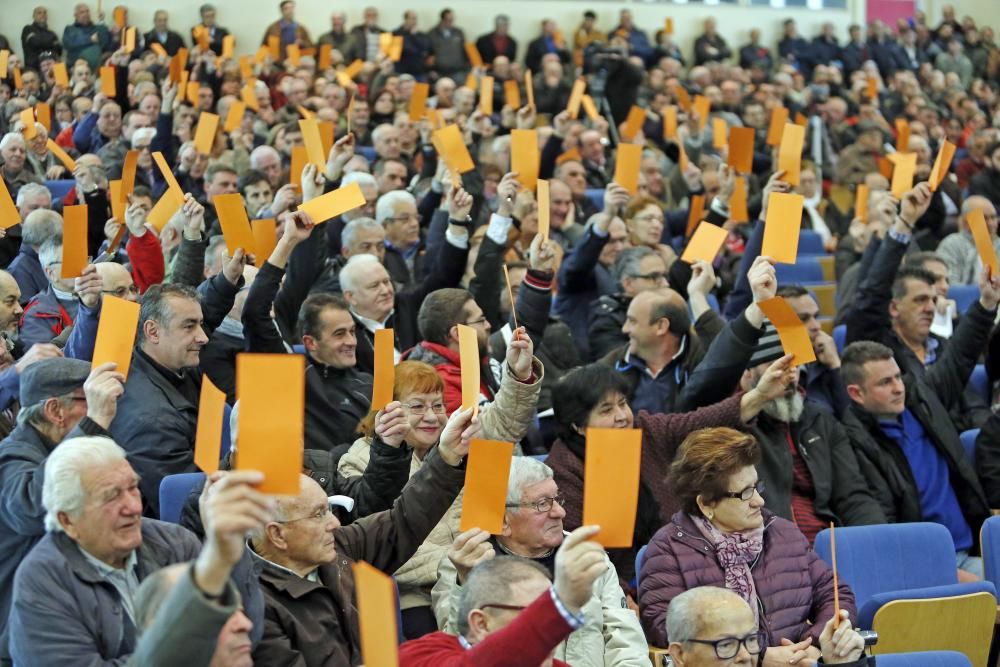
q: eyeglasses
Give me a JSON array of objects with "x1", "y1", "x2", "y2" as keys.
[
  {"x1": 632, "y1": 271, "x2": 667, "y2": 282},
  {"x1": 276, "y1": 505, "x2": 331, "y2": 523},
  {"x1": 102, "y1": 285, "x2": 139, "y2": 298},
  {"x1": 722, "y1": 482, "x2": 765, "y2": 502},
  {"x1": 683, "y1": 632, "x2": 764, "y2": 660},
  {"x1": 403, "y1": 401, "x2": 446, "y2": 415},
  {"x1": 386, "y1": 213, "x2": 419, "y2": 223},
  {"x1": 633, "y1": 214, "x2": 664, "y2": 224},
  {"x1": 479, "y1": 603, "x2": 527, "y2": 613},
  {"x1": 464, "y1": 316, "x2": 488, "y2": 326},
  {"x1": 506, "y1": 494, "x2": 565, "y2": 514}
]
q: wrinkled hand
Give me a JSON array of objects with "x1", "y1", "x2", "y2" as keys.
[
  {"x1": 180, "y1": 194, "x2": 206, "y2": 239},
  {"x1": 447, "y1": 186, "x2": 473, "y2": 221},
  {"x1": 978, "y1": 263, "x2": 1000, "y2": 311},
  {"x1": 762, "y1": 638, "x2": 816, "y2": 667},
  {"x1": 516, "y1": 104, "x2": 537, "y2": 130},
  {"x1": 748, "y1": 255, "x2": 778, "y2": 303},
  {"x1": 602, "y1": 182, "x2": 630, "y2": 216},
  {"x1": 899, "y1": 182, "x2": 932, "y2": 227},
  {"x1": 301, "y1": 163, "x2": 326, "y2": 203},
  {"x1": 753, "y1": 354, "x2": 797, "y2": 402},
  {"x1": 221, "y1": 248, "x2": 247, "y2": 285},
  {"x1": 123, "y1": 198, "x2": 148, "y2": 237},
  {"x1": 553, "y1": 526, "x2": 606, "y2": 614},
  {"x1": 814, "y1": 330, "x2": 840, "y2": 369},
  {"x1": 505, "y1": 326, "x2": 533, "y2": 381},
  {"x1": 270, "y1": 183, "x2": 298, "y2": 215},
  {"x1": 325, "y1": 133, "x2": 355, "y2": 181},
  {"x1": 496, "y1": 172, "x2": 521, "y2": 218},
  {"x1": 687, "y1": 260, "x2": 716, "y2": 297},
  {"x1": 15, "y1": 343, "x2": 63, "y2": 375},
  {"x1": 75, "y1": 264, "x2": 104, "y2": 308},
  {"x1": 819, "y1": 610, "x2": 865, "y2": 665},
  {"x1": 448, "y1": 528, "x2": 495, "y2": 584},
  {"x1": 438, "y1": 407, "x2": 480, "y2": 465},
  {"x1": 760, "y1": 170, "x2": 792, "y2": 220},
  {"x1": 83, "y1": 361, "x2": 126, "y2": 429},
  {"x1": 528, "y1": 234, "x2": 555, "y2": 272},
  {"x1": 373, "y1": 401, "x2": 409, "y2": 448}
]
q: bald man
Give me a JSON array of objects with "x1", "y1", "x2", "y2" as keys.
[
  {"x1": 94, "y1": 262, "x2": 139, "y2": 302},
  {"x1": 936, "y1": 196, "x2": 1000, "y2": 284}
]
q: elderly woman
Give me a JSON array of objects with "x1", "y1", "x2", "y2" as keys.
[
  {"x1": 638, "y1": 427, "x2": 854, "y2": 664},
  {"x1": 546, "y1": 358, "x2": 793, "y2": 592},
  {"x1": 623, "y1": 195, "x2": 676, "y2": 267},
  {"x1": 339, "y1": 335, "x2": 542, "y2": 639}
]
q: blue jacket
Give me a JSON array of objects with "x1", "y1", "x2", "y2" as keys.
[
  {"x1": 7, "y1": 247, "x2": 47, "y2": 306},
  {"x1": 554, "y1": 225, "x2": 617, "y2": 360},
  {"x1": 19, "y1": 287, "x2": 76, "y2": 352}
]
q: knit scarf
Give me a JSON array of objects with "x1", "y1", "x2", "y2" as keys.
[{"x1": 692, "y1": 514, "x2": 764, "y2": 623}]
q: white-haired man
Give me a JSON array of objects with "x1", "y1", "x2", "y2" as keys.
[
  {"x1": 0, "y1": 133, "x2": 42, "y2": 198},
  {"x1": 8, "y1": 208, "x2": 61, "y2": 306},
  {"x1": 376, "y1": 189, "x2": 424, "y2": 287}
]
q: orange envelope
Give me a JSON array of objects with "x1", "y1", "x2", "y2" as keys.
[
  {"x1": 728, "y1": 126, "x2": 755, "y2": 174},
  {"x1": 778, "y1": 123, "x2": 805, "y2": 187},
  {"x1": 524, "y1": 69, "x2": 535, "y2": 109},
  {"x1": 895, "y1": 117, "x2": 910, "y2": 152},
  {"x1": 855, "y1": 184, "x2": 869, "y2": 223},
  {"x1": 479, "y1": 75, "x2": 494, "y2": 115},
  {"x1": 389, "y1": 36, "x2": 403, "y2": 62},
  {"x1": 537, "y1": 179, "x2": 550, "y2": 243},
  {"x1": 431, "y1": 124, "x2": 475, "y2": 174},
  {"x1": 19, "y1": 108, "x2": 36, "y2": 140},
  {"x1": 53, "y1": 62, "x2": 69, "y2": 87},
  {"x1": 968, "y1": 208, "x2": 999, "y2": 278},
  {"x1": 99, "y1": 66, "x2": 115, "y2": 96},
  {"x1": 503, "y1": 79, "x2": 521, "y2": 110},
  {"x1": 929, "y1": 140, "x2": 956, "y2": 192},
  {"x1": 890, "y1": 152, "x2": 916, "y2": 198},
  {"x1": 299, "y1": 118, "x2": 326, "y2": 169},
  {"x1": 298, "y1": 181, "x2": 368, "y2": 224},
  {"x1": 371, "y1": 328, "x2": 395, "y2": 411},
  {"x1": 222, "y1": 35, "x2": 235, "y2": 59},
  {"x1": 681, "y1": 222, "x2": 727, "y2": 264},
  {"x1": 712, "y1": 117, "x2": 727, "y2": 150},
  {"x1": 582, "y1": 427, "x2": 642, "y2": 548},
  {"x1": 224, "y1": 100, "x2": 246, "y2": 133},
  {"x1": 676, "y1": 86, "x2": 691, "y2": 112},
  {"x1": 61, "y1": 204, "x2": 89, "y2": 279},
  {"x1": 464, "y1": 42, "x2": 484, "y2": 69},
  {"x1": 686, "y1": 194, "x2": 705, "y2": 238},
  {"x1": 147, "y1": 188, "x2": 185, "y2": 232},
  {"x1": 0, "y1": 178, "x2": 16, "y2": 229},
  {"x1": 194, "y1": 376, "x2": 226, "y2": 474},
  {"x1": 762, "y1": 192, "x2": 805, "y2": 264},
  {"x1": 318, "y1": 44, "x2": 332, "y2": 70},
  {"x1": 458, "y1": 324, "x2": 480, "y2": 412},
  {"x1": 460, "y1": 439, "x2": 515, "y2": 534},
  {"x1": 510, "y1": 129, "x2": 539, "y2": 192},
  {"x1": 289, "y1": 145, "x2": 306, "y2": 189},
  {"x1": 47, "y1": 139, "x2": 76, "y2": 173},
  {"x1": 251, "y1": 218, "x2": 277, "y2": 268},
  {"x1": 353, "y1": 561, "x2": 400, "y2": 667},
  {"x1": 108, "y1": 180, "x2": 125, "y2": 225},
  {"x1": 286, "y1": 44, "x2": 301, "y2": 66},
  {"x1": 240, "y1": 82, "x2": 259, "y2": 111},
  {"x1": 120, "y1": 150, "x2": 138, "y2": 201},
  {"x1": 757, "y1": 297, "x2": 817, "y2": 365},
  {"x1": 692, "y1": 95, "x2": 711, "y2": 130},
  {"x1": 193, "y1": 111, "x2": 219, "y2": 155},
  {"x1": 614, "y1": 143, "x2": 642, "y2": 196},
  {"x1": 35, "y1": 103, "x2": 50, "y2": 133},
  {"x1": 152, "y1": 151, "x2": 182, "y2": 193},
  {"x1": 766, "y1": 106, "x2": 789, "y2": 146},
  {"x1": 92, "y1": 295, "x2": 140, "y2": 380},
  {"x1": 662, "y1": 105, "x2": 678, "y2": 140},
  {"x1": 731, "y1": 176, "x2": 750, "y2": 223},
  {"x1": 235, "y1": 353, "x2": 304, "y2": 494},
  {"x1": 621, "y1": 106, "x2": 646, "y2": 142},
  {"x1": 214, "y1": 193, "x2": 257, "y2": 255},
  {"x1": 409, "y1": 82, "x2": 429, "y2": 121},
  {"x1": 581, "y1": 94, "x2": 599, "y2": 122},
  {"x1": 567, "y1": 78, "x2": 586, "y2": 119}
]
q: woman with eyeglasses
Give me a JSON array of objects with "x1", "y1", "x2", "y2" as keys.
[
  {"x1": 638, "y1": 427, "x2": 854, "y2": 665},
  {"x1": 623, "y1": 195, "x2": 676, "y2": 268}
]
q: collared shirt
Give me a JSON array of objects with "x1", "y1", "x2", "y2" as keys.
[
  {"x1": 248, "y1": 543, "x2": 321, "y2": 583},
  {"x1": 617, "y1": 336, "x2": 687, "y2": 415},
  {"x1": 351, "y1": 308, "x2": 401, "y2": 362},
  {"x1": 78, "y1": 545, "x2": 140, "y2": 622},
  {"x1": 457, "y1": 586, "x2": 586, "y2": 650}
]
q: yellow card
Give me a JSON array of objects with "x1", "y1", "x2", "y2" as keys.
[
  {"x1": 537, "y1": 179, "x2": 550, "y2": 243},
  {"x1": 504, "y1": 79, "x2": 521, "y2": 110},
  {"x1": 681, "y1": 222, "x2": 727, "y2": 264},
  {"x1": 968, "y1": 208, "x2": 999, "y2": 278},
  {"x1": 766, "y1": 106, "x2": 788, "y2": 146},
  {"x1": 299, "y1": 118, "x2": 326, "y2": 169},
  {"x1": 583, "y1": 428, "x2": 642, "y2": 548},
  {"x1": 53, "y1": 62, "x2": 69, "y2": 87},
  {"x1": 458, "y1": 324, "x2": 480, "y2": 412},
  {"x1": 479, "y1": 75, "x2": 494, "y2": 115},
  {"x1": 567, "y1": 78, "x2": 586, "y2": 119},
  {"x1": 778, "y1": 123, "x2": 805, "y2": 186},
  {"x1": 464, "y1": 42, "x2": 484, "y2": 69},
  {"x1": 19, "y1": 108, "x2": 36, "y2": 140},
  {"x1": 757, "y1": 297, "x2": 818, "y2": 365},
  {"x1": 193, "y1": 111, "x2": 219, "y2": 156},
  {"x1": 929, "y1": 140, "x2": 956, "y2": 192},
  {"x1": 620, "y1": 105, "x2": 646, "y2": 142},
  {"x1": 92, "y1": 295, "x2": 141, "y2": 380},
  {"x1": 762, "y1": 192, "x2": 805, "y2": 264},
  {"x1": 692, "y1": 95, "x2": 711, "y2": 130},
  {"x1": 409, "y1": 82, "x2": 429, "y2": 121},
  {"x1": 460, "y1": 440, "x2": 515, "y2": 534},
  {"x1": 890, "y1": 152, "x2": 916, "y2": 198},
  {"x1": 61, "y1": 204, "x2": 88, "y2": 279},
  {"x1": 224, "y1": 100, "x2": 246, "y2": 133},
  {"x1": 431, "y1": 124, "x2": 475, "y2": 174},
  {"x1": 298, "y1": 182, "x2": 368, "y2": 224},
  {"x1": 251, "y1": 218, "x2": 276, "y2": 268},
  {"x1": 214, "y1": 193, "x2": 257, "y2": 255},
  {"x1": 147, "y1": 188, "x2": 185, "y2": 232},
  {"x1": 712, "y1": 117, "x2": 727, "y2": 150},
  {"x1": 731, "y1": 176, "x2": 749, "y2": 224},
  {"x1": 371, "y1": 328, "x2": 396, "y2": 411},
  {"x1": 510, "y1": 129, "x2": 539, "y2": 193},
  {"x1": 662, "y1": 105, "x2": 678, "y2": 140},
  {"x1": 613, "y1": 143, "x2": 642, "y2": 195},
  {"x1": 100, "y1": 66, "x2": 116, "y2": 96},
  {"x1": 222, "y1": 35, "x2": 235, "y2": 59}
]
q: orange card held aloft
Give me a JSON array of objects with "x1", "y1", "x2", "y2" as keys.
[
  {"x1": 289, "y1": 145, "x2": 307, "y2": 189},
  {"x1": 298, "y1": 118, "x2": 325, "y2": 169},
  {"x1": 766, "y1": 106, "x2": 789, "y2": 146},
  {"x1": 408, "y1": 82, "x2": 429, "y2": 121},
  {"x1": 186, "y1": 80, "x2": 201, "y2": 106},
  {"x1": 318, "y1": 121, "x2": 334, "y2": 157},
  {"x1": 241, "y1": 81, "x2": 259, "y2": 112},
  {"x1": 895, "y1": 117, "x2": 910, "y2": 152},
  {"x1": 462, "y1": 72, "x2": 477, "y2": 91},
  {"x1": 120, "y1": 150, "x2": 138, "y2": 201},
  {"x1": 662, "y1": 105, "x2": 678, "y2": 140},
  {"x1": 286, "y1": 44, "x2": 301, "y2": 66},
  {"x1": 479, "y1": 75, "x2": 494, "y2": 115},
  {"x1": 675, "y1": 86, "x2": 691, "y2": 112},
  {"x1": 503, "y1": 79, "x2": 521, "y2": 110},
  {"x1": 371, "y1": 328, "x2": 396, "y2": 411},
  {"x1": 431, "y1": 124, "x2": 475, "y2": 174},
  {"x1": 123, "y1": 26, "x2": 136, "y2": 53},
  {"x1": 967, "y1": 208, "x2": 999, "y2": 278},
  {"x1": 665, "y1": 17, "x2": 674, "y2": 35},
  {"x1": 236, "y1": 354, "x2": 305, "y2": 494},
  {"x1": 193, "y1": 111, "x2": 219, "y2": 156},
  {"x1": 830, "y1": 521, "x2": 840, "y2": 622},
  {"x1": 222, "y1": 34, "x2": 235, "y2": 59},
  {"x1": 146, "y1": 187, "x2": 185, "y2": 232},
  {"x1": 253, "y1": 45, "x2": 269, "y2": 64},
  {"x1": 762, "y1": 192, "x2": 805, "y2": 264},
  {"x1": 152, "y1": 151, "x2": 182, "y2": 193},
  {"x1": 524, "y1": 69, "x2": 535, "y2": 109},
  {"x1": 389, "y1": 36, "x2": 403, "y2": 62},
  {"x1": 92, "y1": 295, "x2": 141, "y2": 380},
  {"x1": 12, "y1": 68, "x2": 22, "y2": 91},
  {"x1": 581, "y1": 95, "x2": 600, "y2": 122},
  {"x1": 855, "y1": 184, "x2": 869, "y2": 222},
  {"x1": 458, "y1": 324, "x2": 480, "y2": 412},
  {"x1": 460, "y1": 439, "x2": 515, "y2": 534},
  {"x1": 35, "y1": 103, "x2": 50, "y2": 133},
  {"x1": 681, "y1": 221, "x2": 727, "y2": 264},
  {"x1": 251, "y1": 218, "x2": 277, "y2": 268},
  {"x1": 150, "y1": 42, "x2": 168, "y2": 58},
  {"x1": 728, "y1": 126, "x2": 755, "y2": 174},
  {"x1": 794, "y1": 111, "x2": 808, "y2": 127},
  {"x1": 318, "y1": 43, "x2": 332, "y2": 70},
  {"x1": 353, "y1": 561, "x2": 400, "y2": 667},
  {"x1": 510, "y1": 129, "x2": 539, "y2": 192},
  {"x1": 19, "y1": 108, "x2": 36, "y2": 140},
  {"x1": 0, "y1": 174, "x2": 15, "y2": 229},
  {"x1": 100, "y1": 66, "x2": 116, "y2": 96},
  {"x1": 61, "y1": 204, "x2": 89, "y2": 279},
  {"x1": 686, "y1": 194, "x2": 705, "y2": 238},
  {"x1": 108, "y1": 180, "x2": 125, "y2": 225},
  {"x1": 929, "y1": 140, "x2": 956, "y2": 192},
  {"x1": 620, "y1": 105, "x2": 646, "y2": 142},
  {"x1": 567, "y1": 78, "x2": 586, "y2": 119},
  {"x1": 866, "y1": 76, "x2": 878, "y2": 100},
  {"x1": 298, "y1": 181, "x2": 368, "y2": 224},
  {"x1": 583, "y1": 427, "x2": 642, "y2": 548},
  {"x1": 614, "y1": 142, "x2": 642, "y2": 196},
  {"x1": 224, "y1": 100, "x2": 246, "y2": 133},
  {"x1": 537, "y1": 179, "x2": 550, "y2": 243},
  {"x1": 464, "y1": 42, "x2": 484, "y2": 69},
  {"x1": 731, "y1": 176, "x2": 749, "y2": 224},
  {"x1": 757, "y1": 296, "x2": 817, "y2": 365},
  {"x1": 47, "y1": 140, "x2": 76, "y2": 173},
  {"x1": 214, "y1": 193, "x2": 257, "y2": 255},
  {"x1": 712, "y1": 117, "x2": 727, "y2": 150},
  {"x1": 556, "y1": 147, "x2": 581, "y2": 166},
  {"x1": 52, "y1": 61, "x2": 69, "y2": 87},
  {"x1": 0, "y1": 50, "x2": 7, "y2": 79},
  {"x1": 692, "y1": 95, "x2": 711, "y2": 130},
  {"x1": 267, "y1": 35, "x2": 280, "y2": 60},
  {"x1": 890, "y1": 152, "x2": 916, "y2": 198},
  {"x1": 778, "y1": 122, "x2": 805, "y2": 187}
]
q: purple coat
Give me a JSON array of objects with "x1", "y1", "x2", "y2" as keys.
[{"x1": 638, "y1": 510, "x2": 855, "y2": 648}]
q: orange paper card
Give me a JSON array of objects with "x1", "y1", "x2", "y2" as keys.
[
  {"x1": 120, "y1": 150, "x2": 138, "y2": 201},
  {"x1": 34, "y1": 103, "x2": 50, "y2": 133},
  {"x1": 251, "y1": 218, "x2": 277, "y2": 268},
  {"x1": 389, "y1": 36, "x2": 403, "y2": 62},
  {"x1": 152, "y1": 151, "x2": 182, "y2": 193},
  {"x1": 100, "y1": 66, "x2": 116, "y2": 96},
  {"x1": 778, "y1": 123, "x2": 805, "y2": 186},
  {"x1": 731, "y1": 176, "x2": 750, "y2": 223},
  {"x1": 895, "y1": 118, "x2": 910, "y2": 152},
  {"x1": 537, "y1": 179, "x2": 550, "y2": 243},
  {"x1": 12, "y1": 68, "x2": 21, "y2": 91},
  {"x1": 460, "y1": 439, "x2": 515, "y2": 533},
  {"x1": 510, "y1": 129, "x2": 539, "y2": 193},
  {"x1": 525, "y1": 70, "x2": 535, "y2": 109},
  {"x1": 830, "y1": 522, "x2": 840, "y2": 622},
  {"x1": 371, "y1": 328, "x2": 395, "y2": 411},
  {"x1": 929, "y1": 140, "x2": 956, "y2": 192},
  {"x1": 298, "y1": 181, "x2": 368, "y2": 224},
  {"x1": 567, "y1": 78, "x2": 586, "y2": 119},
  {"x1": 194, "y1": 376, "x2": 226, "y2": 474},
  {"x1": 53, "y1": 62, "x2": 69, "y2": 87},
  {"x1": 186, "y1": 81, "x2": 201, "y2": 106},
  {"x1": 728, "y1": 126, "x2": 754, "y2": 174},
  {"x1": 968, "y1": 208, "x2": 999, "y2": 278},
  {"x1": 193, "y1": 111, "x2": 219, "y2": 155},
  {"x1": 583, "y1": 427, "x2": 642, "y2": 548},
  {"x1": 378, "y1": 32, "x2": 393, "y2": 57},
  {"x1": 92, "y1": 295, "x2": 141, "y2": 380},
  {"x1": 353, "y1": 561, "x2": 400, "y2": 667},
  {"x1": 235, "y1": 354, "x2": 304, "y2": 494},
  {"x1": 318, "y1": 122, "x2": 334, "y2": 157},
  {"x1": 866, "y1": 76, "x2": 878, "y2": 100},
  {"x1": 665, "y1": 18, "x2": 674, "y2": 35},
  {"x1": 222, "y1": 35, "x2": 235, "y2": 59},
  {"x1": 712, "y1": 117, "x2": 729, "y2": 150},
  {"x1": 794, "y1": 111, "x2": 808, "y2": 127},
  {"x1": 19, "y1": 108, "x2": 36, "y2": 140},
  {"x1": 686, "y1": 194, "x2": 705, "y2": 238},
  {"x1": 464, "y1": 42, "x2": 484, "y2": 69},
  {"x1": 123, "y1": 27, "x2": 136, "y2": 53},
  {"x1": 299, "y1": 118, "x2": 326, "y2": 169},
  {"x1": 109, "y1": 180, "x2": 125, "y2": 225},
  {"x1": 458, "y1": 324, "x2": 480, "y2": 412},
  {"x1": 267, "y1": 35, "x2": 280, "y2": 60},
  {"x1": 479, "y1": 75, "x2": 494, "y2": 115},
  {"x1": 681, "y1": 222, "x2": 727, "y2": 264},
  {"x1": 150, "y1": 42, "x2": 168, "y2": 58},
  {"x1": 0, "y1": 51, "x2": 7, "y2": 79},
  {"x1": 343, "y1": 59, "x2": 364, "y2": 80},
  {"x1": 503, "y1": 79, "x2": 521, "y2": 110},
  {"x1": 662, "y1": 105, "x2": 678, "y2": 140},
  {"x1": 318, "y1": 44, "x2": 332, "y2": 70},
  {"x1": 408, "y1": 82, "x2": 429, "y2": 121},
  {"x1": 581, "y1": 95, "x2": 599, "y2": 122},
  {"x1": 614, "y1": 143, "x2": 642, "y2": 196},
  {"x1": 757, "y1": 297, "x2": 817, "y2": 365},
  {"x1": 890, "y1": 152, "x2": 916, "y2": 198},
  {"x1": 855, "y1": 184, "x2": 869, "y2": 223},
  {"x1": 253, "y1": 45, "x2": 269, "y2": 64},
  {"x1": 289, "y1": 145, "x2": 306, "y2": 189},
  {"x1": 147, "y1": 188, "x2": 185, "y2": 232},
  {"x1": 285, "y1": 44, "x2": 301, "y2": 66},
  {"x1": 214, "y1": 193, "x2": 257, "y2": 255},
  {"x1": 113, "y1": 6, "x2": 126, "y2": 28},
  {"x1": 61, "y1": 204, "x2": 89, "y2": 279},
  {"x1": 556, "y1": 148, "x2": 581, "y2": 166},
  {"x1": 766, "y1": 106, "x2": 789, "y2": 146},
  {"x1": 240, "y1": 82, "x2": 259, "y2": 111},
  {"x1": 621, "y1": 105, "x2": 646, "y2": 142},
  {"x1": 0, "y1": 176, "x2": 16, "y2": 229},
  {"x1": 762, "y1": 192, "x2": 805, "y2": 264},
  {"x1": 693, "y1": 95, "x2": 711, "y2": 130},
  {"x1": 462, "y1": 72, "x2": 477, "y2": 91},
  {"x1": 431, "y1": 124, "x2": 475, "y2": 174},
  {"x1": 47, "y1": 140, "x2": 76, "y2": 173},
  {"x1": 676, "y1": 86, "x2": 691, "y2": 112},
  {"x1": 224, "y1": 100, "x2": 246, "y2": 133}
]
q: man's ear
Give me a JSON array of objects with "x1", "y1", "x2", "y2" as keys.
[
  {"x1": 668, "y1": 643, "x2": 687, "y2": 666},
  {"x1": 466, "y1": 609, "x2": 490, "y2": 640},
  {"x1": 888, "y1": 299, "x2": 900, "y2": 320},
  {"x1": 845, "y1": 383, "x2": 865, "y2": 405},
  {"x1": 301, "y1": 334, "x2": 317, "y2": 353},
  {"x1": 448, "y1": 324, "x2": 461, "y2": 346},
  {"x1": 264, "y1": 522, "x2": 287, "y2": 551},
  {"x1": 342, "y1": 290, "x2": 356, "y2": 308},
  {"x1": 500, "y1": 511, "x2": 513, "y2": 538},
  {"x1": 142, "y1": 319, "x2": 159, "y2": 344}
]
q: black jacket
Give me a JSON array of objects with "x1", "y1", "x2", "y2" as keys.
[
  {"x1": 144, "y1": 29, "x2": 186, "y2": 56},
  {"x1": 475, "y1": 31, "x2": 517, "y2": 64},
  {"x1": 970, "y1": 166, "x2": 1000, "y2": 210},
  {"x1": 588, "y1": 293, "x2": 630, "y2": 361},
  {"x1": 200, "y1": 328, "x2": 243, "y2": 404},
  {"x1": 20, "y1": 22, "x2": 61, "y2": 70}
]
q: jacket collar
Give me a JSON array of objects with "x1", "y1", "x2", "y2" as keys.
[
  {"x1": 130, "y1": 349, "x2": 199, "y2": 411},
  {"x1": 250, "y1": 547, "x2": 331, "y2": 599}
]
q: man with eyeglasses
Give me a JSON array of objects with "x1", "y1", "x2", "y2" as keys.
[
  {"x1": 431, "y1": 456, "x2": 649, "y2": 666},
  {"x1": 936, "y1": 196, "x2": 1000, "y2": 285},
  {"x1": 376, "y1": 190, "x2": 425, "y2": 288},
  {"x1": 665, "y1": 587, "x2": 869, "y2": 666}
]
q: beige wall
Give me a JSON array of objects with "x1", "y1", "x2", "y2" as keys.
[{"x1": 921, "y1": 0, "x2": 997, "y2": 25}]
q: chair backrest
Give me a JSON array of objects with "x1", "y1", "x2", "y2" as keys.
[
  {"x1": 981, "y1": 516, "x2": 1000, "y2": 589},
  {"x1": 775, "y1": 259, "x2": 825, "y2": 284},
  {"x1": 798, "y1": 230, "x2": 825, "y2": 255},
  {"x1": 874, "y1": 651, "x2": 973, "y2": 667},
  {"x1": 968, "y1": 365, "x2": 989, "y2": 404},
  {"x1": 158, "y1": 472, "x2": 207, "y2": 524},
  {"x1": 814, "y1": 523, "x2": 958, "y2": 607},
  {"x1": 529, "y1": 454, "x2": 548, "y2": 462},
  {"x1": 871, "y1": 591, "x2": 996, "y2": 667},
  {"x1": 959, "y1": 429, "x2": 979, "y2": 466},
  {"x1": 635, "y1": 544, "x2": 648, "y2": 584},
  {"x1": 833, "y1": 324, "x2": 846, "y2": 355},
  {"x1": 948, "y1": 285, "x2": 980, "y2": 314},
  {"x1": 220, "y1": 402, "x2": 233, "y2": 460}
]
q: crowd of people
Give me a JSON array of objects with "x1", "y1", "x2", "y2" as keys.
[{"x1": 0, "y1": 0, "x2": 997, "y2": 665}]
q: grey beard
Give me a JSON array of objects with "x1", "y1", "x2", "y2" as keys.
[{"x1": 762, "y1": 391, "x2": 805, "y2": 423}]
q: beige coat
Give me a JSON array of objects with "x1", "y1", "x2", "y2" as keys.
[{"x1": 338, "y1": 358, "x2": 543, "y2": 610}]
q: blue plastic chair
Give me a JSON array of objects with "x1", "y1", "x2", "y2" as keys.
[
  {"x1": 220, "y1": 402, "x2": 233, "y2": 460},
  {"x1": 529, "y1": 454, "x2": 548, "y2": 462},
  {"x1": 969, "y1": 364, "x2": 990, "y2": 404},
  {"x1": 981, "y1": 515, "x2": 1000, "y2": 590},
  {"x1": 948, "y1": 285, "x2": 980, "y2": 314},
  {"x1": 798, "y1": 230, "x2": 825, "y2": 255},
  {"x1": 292, "y1": 344, "x2": 306, "y2": 354},
  {"x1": 833, "y1": 324, "x2": 847, "y2": 355},
  {"x1": 875, "y1": 651, "x2": 972, "y2": 666},
  {"x1": 959, "y1": 428, "x2": 979, "y2": 466},
  {"x1": 635, "y1": 544, "x2": 648, "y2": 583},
  {"x1": 356, "y1": 146, "x2": 377, "y2": 163},
  {"x1": 775, "y1": 259, "x2": 825, "y2": 284},
  {"x1": 158, "y1": 472, "x2": 206, "y2": 524},
  {"x1": 584, "y1": 188, "x2": 604, "y2": 211},
  {"x1": 44, "y1": 179, "x2": 75, "y2": 201}
]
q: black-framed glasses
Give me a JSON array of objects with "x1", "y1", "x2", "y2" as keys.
[
  {"x1": 506, "y1": 494, "x2": 565, "y2": 514},
  {"x1": 632, "y1": 271, "x2": 667, "y2": 282},
  {"x1": 722, "y1": 482, "x2": 765, "y2": 502},
  {"x1": 683, "y1": 632, "x2": 764, "y2": 659},
  {"x1": 386, "y1": 213, "x2": 419, "y2": 223},
  {"x1": 464, "y1": 316, "x2": 488, "y2": 326},
  {"x1": 102, "y1": 285, "x2": 139, "y2": 298},
  {"x1": 479, "y1": 603, "x2": 527, "y2": 613},
  {"x1": 403, "y1": 401, "x2": 446, "y2": 416},
  {"x1": 276, "y1": 505, "x2": 331, "y2": 523}
]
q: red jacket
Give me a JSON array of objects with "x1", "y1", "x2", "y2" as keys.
[
  {"x1": 399, "y1": 589, "x2": 573, "y2": 667},
  {"x1": 125, "y1": 230, "x2": 165, "y2": 294},
  {"x1": 405, "y1": 340, "x2": 495, "y2": 415}
]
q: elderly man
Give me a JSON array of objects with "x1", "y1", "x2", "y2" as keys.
[
  {"x1": 4, "y1": 181, "x2": 52, "y2": 268},
  {"x1": 62, "y1": 3, "x2": 110, "y2": 69},
  {"x1": 0, "y1": 358, "x2": 122, "y2": 656},
  {"x1": 249, "y1": 404, "x2": 476, "y2": 664},
  {"x1": 73, "y1": 99, "x2": 124, "y2": 155},
  {"x1": 1, "y1": 134, "x2": 42, "y2": 198},
  {"x1": 936, "y1": 196, "x2": 1000, "y2": 285},
  {"x1": 431, "y1": 456, "x2": 649, "y2": 666},
  {"x1": 20, "y1": 235, "x2": 79, "y2": 350},
  {"x1": 377, "y1": 190, "x2": 425, "y2": 286},
  {"x1": 249, "y1": 146, "x2": 283, "y2": 190},
  {"x1": 8, "y1": 208, "x2": 60, "y2": 306},
  {"x1": 373, "y1": 124, "x2": 402, "y2": 161},
  {"x1": 145, "y1": 10, "x2": 185, "y2": 56}
]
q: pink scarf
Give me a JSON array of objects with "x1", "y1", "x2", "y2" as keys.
[{"x1": 692, "y1": 514, "x2": 765, "y2": 623}]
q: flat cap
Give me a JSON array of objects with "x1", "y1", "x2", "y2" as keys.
[{"x1": 19, "y1": 357, "x2": 91, "y2": 407}]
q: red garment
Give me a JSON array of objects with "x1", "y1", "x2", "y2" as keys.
[
  {"x1": 955, "y1": 156, "x2": 985, "y2": 190},
  {"x1": 784, "y1": 426, "x2": 825, "y2": 546},
  {"x1": 399, "y1": 590, "x2": 573, "y2": 667},
  {"x1": 125, "y1": 231, "x2": 165, "y2": 294},
  {"x1": 54, "y1": 124, "x2": 76, "y2": 150},
  {"x1": 408, "y1": 340, "x2": 494, "y2": 415}
]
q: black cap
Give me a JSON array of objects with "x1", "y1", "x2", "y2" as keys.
[
  {"x1": 748, "y1": 321, "x2": 786, "y2": 368},
  {"x1": 19, "y1": 358, "x2": 91, "y2": 407}
]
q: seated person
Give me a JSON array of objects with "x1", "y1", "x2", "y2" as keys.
[
  {"x1": 638, "y1": 427, "x2": 853, "y2": 662},
  {"x1": 431, "y1": 456, "x2": 649, "y2": 666}
]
